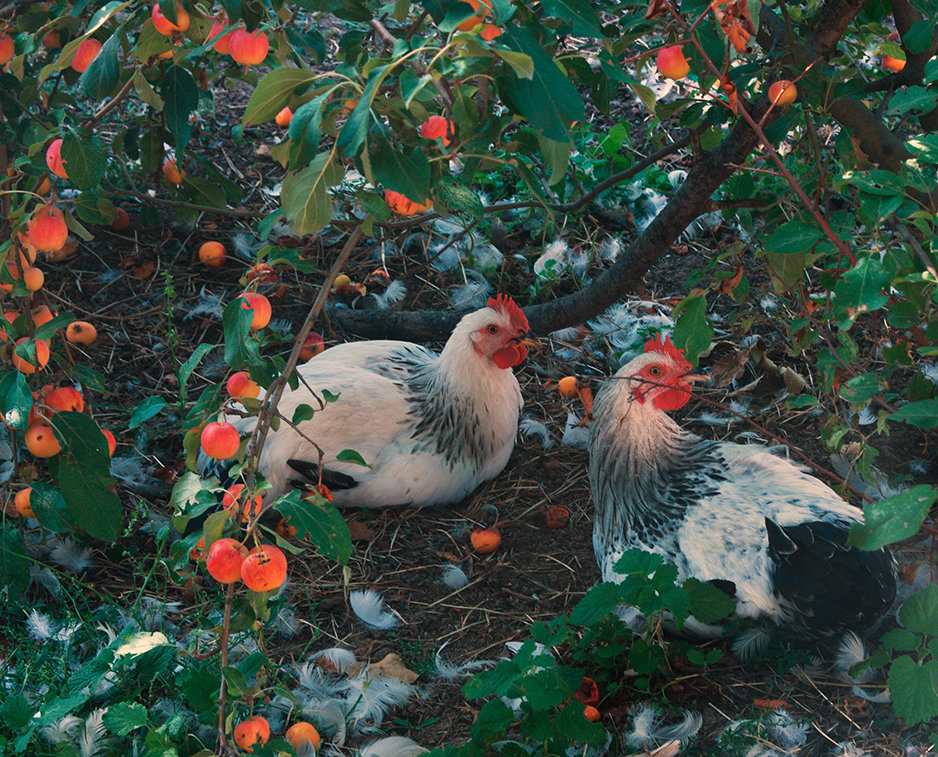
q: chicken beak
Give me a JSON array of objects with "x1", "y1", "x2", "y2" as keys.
[
  {"x1": 514, "y1": 332, "x2": 540, "y2": 349},
  {"x1": 681, "y1": 372, "x2": 710, "y2": 384}
]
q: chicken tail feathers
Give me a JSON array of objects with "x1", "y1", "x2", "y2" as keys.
[
  {"x1": 766, "y1": 518, "x2": 897, "y2": 637},
  {"x1": 287, "y1": 458, "x2": 358, "y2": 491}
]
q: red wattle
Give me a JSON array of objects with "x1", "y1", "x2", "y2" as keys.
[
  {"x1": 493, "y1": 343, "x2": 527, "y2": 369},
  {"x1": 653, "y1": 384, "x2": 691, "y2": 411}
]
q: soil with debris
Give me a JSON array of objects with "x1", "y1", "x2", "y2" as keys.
[{"x1": 30, "y1": 73, "x2": 936, "y2": 757}]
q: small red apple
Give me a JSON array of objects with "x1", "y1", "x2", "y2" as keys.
[
  {"x1": 200, "y1": 420, "x2": 240, "y2": 460},
  {"x1": 882, "y1": 54, "x2": 905, "y2": 72},
  {"x1": 299, "y1": 331, "x2": 325, "y2": 361},
  {"x1": 208, "y1": 16, "x2": 232, "y2": 53},
  {"x1": 226, "y1": 371, "x2": 260, "y2": 399},
  {"x1": 151, "y1": 2, "x2": 190, "y2": 36},
  {"x1": 768, "y1": 79, "x2": 797, "y2": 106},
  {"x1": 233, "y1": 716, "x2": 271, "y2": 752},
  {"x1": 46, "y1": 139, "x2": 68, "y2": 179},
  {"x1": 206, "y1": 537, "x2": 249, "y2": 583},
  {"x1": 470, "y1": 527, "x2": 501, "y2": 554},
  {"x1": 71, "y1": 38, "x2": 102, "y2": 72},
  {"x1": 239, "y1": 292, "x2": 272, "y2": 330},
  {"x1": 656, "y1": 45, "x2": 689, "y2": 80},
  {"x1": 275, "y1": 107, "x2": 293, "y2": 127},
  {"x1": 0, "y1": 33, "x2": 15, "y2": 65},
  {"x1": 240, "y1": 545, "x2": 287, "y2": 592},
  {"x1": 27, "y1": 208, "x2": 68, "y2": 252},
  {"x1": 228, "y1": 28, "x2": 269, "y2": 65}
]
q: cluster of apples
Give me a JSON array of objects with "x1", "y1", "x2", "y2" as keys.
[
  {"x1": 654, "y1": 43, "x2": 799, "y2": 107},
  {"x1": 233, "y1": 714, "x2": 321, "y2": 754},
  {"x1": 152, "y1": 2, "x2": 270, "y2": 65}
]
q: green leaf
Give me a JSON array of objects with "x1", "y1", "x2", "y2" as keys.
[
  {"x1": 839, "y1": 372, "x2": 887, "y2": 404},
  {"x1": 899, "y1": 583, "x2": 938, "y2": 636},
  {"x1": 182, "y1": 177, "x2": 227, "y2": 209},
  {"x1": 0, "y1": 371, "x2": 33, "y2": 431},
  {"x1": 336, "y1": 65, "x2": 390, "y2": 158},
  {"x1": 133, "y1": 69, "x2": 164, "y2": 109},
  {"x1": 889, "y1": 399, "x2": 938, "y2": 430},
  {"x1": 683, "y1": 577, "x2": 736, "y2": 624},
  {"x1": 372, "y1": 142, "x2": 430, "y2": 204},
  {"x1": 35, "y1": 312, "x2": 75, "y2": 342},
  {"x1": 274, "y1": 489, "x2": 352, "y2": 564},
  {"x1": 0, "y1": 526, "x2": 30, "y2": 598},
  {"x1": 434, "y1": 176, "x2": 484, "y2": 219},
  {"x1": 886, "y1": 87, "x2": 938, "y2": 116},
  {"x1": 537, "y1": 134, "x2": 571, "y2": 186},
  {"x1": 833, "y1": 256, "x2": 890, "y2": 321},
  {"x1": 539, "y1": 0, "x2": 605, "y2": 36},
  {"x1": 29, "y1": 481, "x2": 73, "y2": 532},
  {"x1": 243, "y1": 67, "x2": 318, "y2": 125},
  {"x1": 570, "y1": 581, "x2": 624, "y2": 625},
  {"x1": 492, "y1": 48, "x2": 534, "y2": 79},
  {"x1": 103, "y1": 702, "x2": 148, "y2": 736},
  {"x1": 464, "y1": 657, "x2": 521, "y2": 699},
  {"x1": 672, "y1": 292, "x2": 712, "y2": 365},
  {"x1": 763, "y1": 221, "x2": 823, "y2": 254},
  {"x1": 222, "y1": 296, "x2": 257, "y2": 371},
  {"x1": 880, "y1": 628, "x2": 920, "y2": 652},
  {"x1": 848, "y1": 485, "x2": 936, "y2": 550},
  {"x1": 336, "y1": 449, "x2": 370, "y2": 467},
  {"x1": 80, "y1": 32, "x2": 120, "y2": 99},
  {"x1": 523, "y1": 665, "x2": 581, "y2": 710},
  {"x1": 0, "y1": 693, "x2": 33, "y2": 730},
  {"x1": 50, "y1": 411, "x2": 122, "y2": 541},
  {"x1": 554, "y1": 699, "x2": 607, "y2": 744},
  {"x1": 281, "y1": 153, "x2": 343, "y2": 235},
  {"x1": 61, "y1": 131, "x2": 107, "y2": 189},
  {"x1": 292, "y1": 404, "x2": 315, "y2": 424},
  {"x1": 469, "y1": 698, "x2": 514, "y2": 743},
  {"x1": 178, "y1": 344, "x2": 213, "y2": 399},
  {"x1": 887, "y1": 655, "x2": 938, "y2": 726},
  {"x1": 501, "y1": 27, "x2": 585, "y2": 141},
  {"x1": 130, "y1": 396, "x2": 167, "y2": 429},
  {"x1": 161, "y1": 66, "x2": 200, "y2": 161}
]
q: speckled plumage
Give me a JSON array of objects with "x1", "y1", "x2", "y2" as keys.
[
  {"x1": 589, "y1": 347, "x2": 896, "y2": 637},
  {"x1": 228, "y1": 300, "x2": 528, "y2": 508}
]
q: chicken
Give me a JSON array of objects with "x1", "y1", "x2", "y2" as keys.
[
  {"x1": 227, "y1": 295, "x2": 531, "y2": 508},
  {"x1": 588, "y1": 334, "x2": 896, "y2": 637}
]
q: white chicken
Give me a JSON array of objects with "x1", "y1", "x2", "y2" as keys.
[
  {"x1": 589, "y1": 334, "x2": 896, "y2": 637},
  {"x1": 228, "y1": 295, "x2": 531, "y2": 508}
]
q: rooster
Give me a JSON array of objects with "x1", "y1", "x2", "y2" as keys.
[
  {"x1": 226, "y1": 295, "x2": 532, "y2": 508},
  {"x1": 589, "y1": 334, "x2": 896, "y2": 637}
]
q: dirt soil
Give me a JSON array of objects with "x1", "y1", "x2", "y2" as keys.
[{"x1": 32, "y1": 73, "x2": 936, "y2": 756}]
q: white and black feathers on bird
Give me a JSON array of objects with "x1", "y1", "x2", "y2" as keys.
[
  {"x1": 218, "y1": 295, "x2": 532, "y2": 509},
  {"x1": 588, "y1": 334, "x2": 896, "y2": 638}
]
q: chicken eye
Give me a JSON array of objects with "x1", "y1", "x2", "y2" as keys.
[
  {"x1": 486, "y1": 324, "x2": 500, "y2": 334},
  {"x1": 648, "y1": 366, "x2": 663, "y2": 377}
]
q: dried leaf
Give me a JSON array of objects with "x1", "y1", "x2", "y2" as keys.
[
  {"x1": 577, "y1": 386, "x2": 594, "y2": 421},
  {"x1": 347, "y1": 520, "x2": 376, "y2": 543},
  {"x1": 370, "y1": 652, "x2": 419, "y2": 683},
  {"x1": 645, "y1": 0, "x2": 672, "y2": 19},
  {"x1": 710, "y1": 347, "x2": 750, "y2": 387},
  {"x1": 713, "y1": 263, "x2": 744, "y2": 294},
  {"x1": 780, "y1": 366, "x2": 807, "y2": 394}
]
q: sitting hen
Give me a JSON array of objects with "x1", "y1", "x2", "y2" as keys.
[
  {"x1": 224, "y1": 295, "x2": 531, "y2": 508},
  {"x1": 589, "y1": 334, "x2": 896, "y2": 638}
]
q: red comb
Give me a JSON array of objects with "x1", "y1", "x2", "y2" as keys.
[
  {"x1": 644, "y1": 333, "x2": 686, "y2": 362},
  {"x1": 487, "y1": 294, "x2": 529, "y2": 332}
]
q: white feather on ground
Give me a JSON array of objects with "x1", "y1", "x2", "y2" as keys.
[
  {"x1": 519, "y1": 417, "x2": 553, "y2": 449},
  {"x1": 624, "y1": 704, "x2": 701, "y2": 750},
  {"x1": 182, "y1": 286, "x2": 224, "y2": 321},
  {"x1": 350, "y1": 589, "x2": 401, "y2": 630},
  {"x1": 835, "y1": 631, "x2": 891, "y2": 703},
  {"x1": 471, "y1": 242, "x2": 504, "y2": 270},
  {"x1": 561, "y1": 411, "x2": 589, "y2": 450},
  {"x1": 767, "y1": 709, "x2": 810, "y2": 749},
  {"x1": 47, "y1": 537, "x2": 94, "y2": 572},
  {"x1": 440, "y1": 564, "x2": 469, "y2": 589},
  {"x1": 25, "y1": 609, "x2": 56, "y2": 641},
  {"x1": 434, "y1": 644, "x2": 494, "y2": 680},
  {"x1": 40, "y1": 715, "x2": 82, "y2": 744},
  {"x1": 533, "y1": 239, "x2": 589, "y2": 279},
  {"x1": 588, "y1": 301, "x2": 674, "y2": 364},
  {"x1": 731, "y1": 626, "x2": 772, "y2": 662},
  {"x1": 78, "y1": 708, "x2": 109, "y2": 757},
  {"x1": 310, "y1": 647, "x2": 359, "y2": 675},
  {"x1": 343, "y1": 666, "x2": 416, "y2": 726},
  {"x1": 359, "y1": 736, "x2": 427, "y2": 757},
  {"x1": 30, "y1": 565, "x2": 61, "y2": 594},
  {"x1": 449, "y1": 276, "x2": 491, "y2": 310}
]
